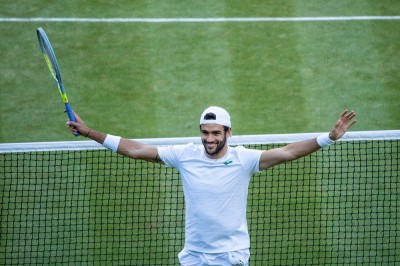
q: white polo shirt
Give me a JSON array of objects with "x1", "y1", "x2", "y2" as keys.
[{"x1": 158, "y1": 143, "x2": 263, "y2": 253}]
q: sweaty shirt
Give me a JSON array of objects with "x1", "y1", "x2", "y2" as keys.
[{"x1": 158, "y1": 143, "x2": 263, "y2": 253}]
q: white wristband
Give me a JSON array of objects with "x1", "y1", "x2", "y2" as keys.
[
  {"x1": 103, "y1": 134, "x2": 121, "y2": 152},
  {"x1": 316, "y1": 133, "x2": 335, "y2": 147}
]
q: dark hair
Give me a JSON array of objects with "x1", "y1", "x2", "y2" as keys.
[
  {"x1": 199, "y1": 125, "x2": 230, "y2": 133},
  {"x1": 200, "y1": 112, "x2": 230, "y2": 132},
  {"x1": 203, "y1": 112, "x2": 216, "y2": 120}
]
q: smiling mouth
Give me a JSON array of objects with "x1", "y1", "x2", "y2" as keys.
[{"x1": 205, "y1": 142, "x2": 217, "y2": 149}]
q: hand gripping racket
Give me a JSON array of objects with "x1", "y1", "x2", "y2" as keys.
[{"x1": 37, "y1": 27, "x2": 79, "y2": 136}]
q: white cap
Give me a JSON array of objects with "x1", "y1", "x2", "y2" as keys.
[{"x1": 199, "y1": 106, "x2": 231, "y2": 128}]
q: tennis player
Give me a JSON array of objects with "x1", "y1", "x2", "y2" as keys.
[{"x1": 67, "y1": 106, "x2": 356, "y2": 266}]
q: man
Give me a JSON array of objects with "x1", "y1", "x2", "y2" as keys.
[{"x1": 67, "y1": 106, "x2": 356, "y2": 266}]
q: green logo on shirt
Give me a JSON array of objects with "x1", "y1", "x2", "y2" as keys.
[{"x1": 223, "y1": 160, "x2": 233, "y2": 165}]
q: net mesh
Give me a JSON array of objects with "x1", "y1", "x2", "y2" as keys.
[{"x1": 1, "y1": 132, "x2": 399, "y2": 265}]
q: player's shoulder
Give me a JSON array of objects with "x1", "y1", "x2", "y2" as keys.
[
  {"x1": 179, "y1": 142, "x2": 202, "y2": 152},
  {"x1": 159, "y1": 142, "x2": 202, "y2": 155},
  {"x1": 229, "y1": 145, "x2": 256, "y2": 153},
  {"x1": 228, "y1": 145, "x2": 263, "y2": 158}
]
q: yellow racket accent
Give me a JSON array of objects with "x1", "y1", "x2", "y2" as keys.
[
  {"x1": 37, "y1": 27, "x2": 79, "y2": 135},
  {"x1": 43, "y1": 54, "x2": 57, "y2": 80},
  {"x1": 60, "y1": 92, "x2": 69, "y2": 103}
]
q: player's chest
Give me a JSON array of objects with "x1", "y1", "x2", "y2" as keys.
[{"x1": 179, "y1": 161, "x2": 248, "y2": 192}]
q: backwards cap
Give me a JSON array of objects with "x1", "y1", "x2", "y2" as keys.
[{"x1": 199, "y1": 106, "x2": 231, "y2": 128}]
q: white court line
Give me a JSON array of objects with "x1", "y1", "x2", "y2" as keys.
[{"x1": 1, "y1": 16, "x2": 400, "y2": 23}]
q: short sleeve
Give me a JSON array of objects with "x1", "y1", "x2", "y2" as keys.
[
  {"x1": 157, "y1": 144, "x2": 190, "y2": 168},
  {"x1": 235, "y1": 146, "x2": 263, "y2": 174}
]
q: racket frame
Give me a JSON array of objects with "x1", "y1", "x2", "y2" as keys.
[{"x1": 37, "y1": 27, "x2": 79, "y2": 136}]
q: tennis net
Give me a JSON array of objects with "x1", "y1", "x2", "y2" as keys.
[{"x1": 1, "y1": 130, "x2": 399, "y2": 265}]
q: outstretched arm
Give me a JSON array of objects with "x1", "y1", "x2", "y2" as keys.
[
  {"x1": 67, "y1": 112, "x2": 162, "y2": 164},
  {"x1": 258, "y1": 110, "x2": 356, "y2": 170}
]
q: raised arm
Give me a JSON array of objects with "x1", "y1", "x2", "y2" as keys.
[
  {"x1": 258, "y1": 110, "x2": 356, "y2": 170},
  {"x1": 67, "y1": 112, "x2": 162, "y2": 164}
]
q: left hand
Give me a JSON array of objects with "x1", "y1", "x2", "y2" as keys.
[{"x1": 329, "y1": 110, "x2": 357, "y2": 141}]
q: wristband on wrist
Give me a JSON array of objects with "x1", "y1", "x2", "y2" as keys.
[
  {"x1": 316, "y1": 133, "x2": 335, "y2": 147},
  {"x1": 103, "y1": 134, "x2": 121, "y2": 152}
]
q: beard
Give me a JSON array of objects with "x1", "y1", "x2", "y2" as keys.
[{"x1": 202, "y1": 134, "x2": 227, "y2": 156}]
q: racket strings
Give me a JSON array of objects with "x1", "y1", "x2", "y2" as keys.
[{"x1": 42, "y1": 44, "x2": 58, "y2": 76}]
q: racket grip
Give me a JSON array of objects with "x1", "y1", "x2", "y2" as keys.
[{"x1": 65, "y1": 103, "x2": 80, "y2": 136}]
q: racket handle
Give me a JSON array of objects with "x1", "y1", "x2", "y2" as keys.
[{"x1": 65, "y1": 103, "x2": 80, "y2": 136}]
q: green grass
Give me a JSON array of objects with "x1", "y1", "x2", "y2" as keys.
[
  {"x1": 1, "y1": 1, "x2": 400, "y2": 265},
  {"x1": 1, "y1": 1, "x2": 400, "y2": 142}
]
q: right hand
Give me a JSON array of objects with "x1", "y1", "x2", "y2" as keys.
[{"x1": 66, "y1": 111, "x2": 89, "y2": 137}]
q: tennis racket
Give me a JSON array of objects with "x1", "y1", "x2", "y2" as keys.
[{"x1": 37, "y1": 27, "x2": 79, "y2": 136}]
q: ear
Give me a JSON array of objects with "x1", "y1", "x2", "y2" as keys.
[{"x1": 226, "y1": 128, "x2": 232, "y2": 138}]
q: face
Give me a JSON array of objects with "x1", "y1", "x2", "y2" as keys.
[{"x1": 200, "y1": 124, "x2": 230, "y2": 158}]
